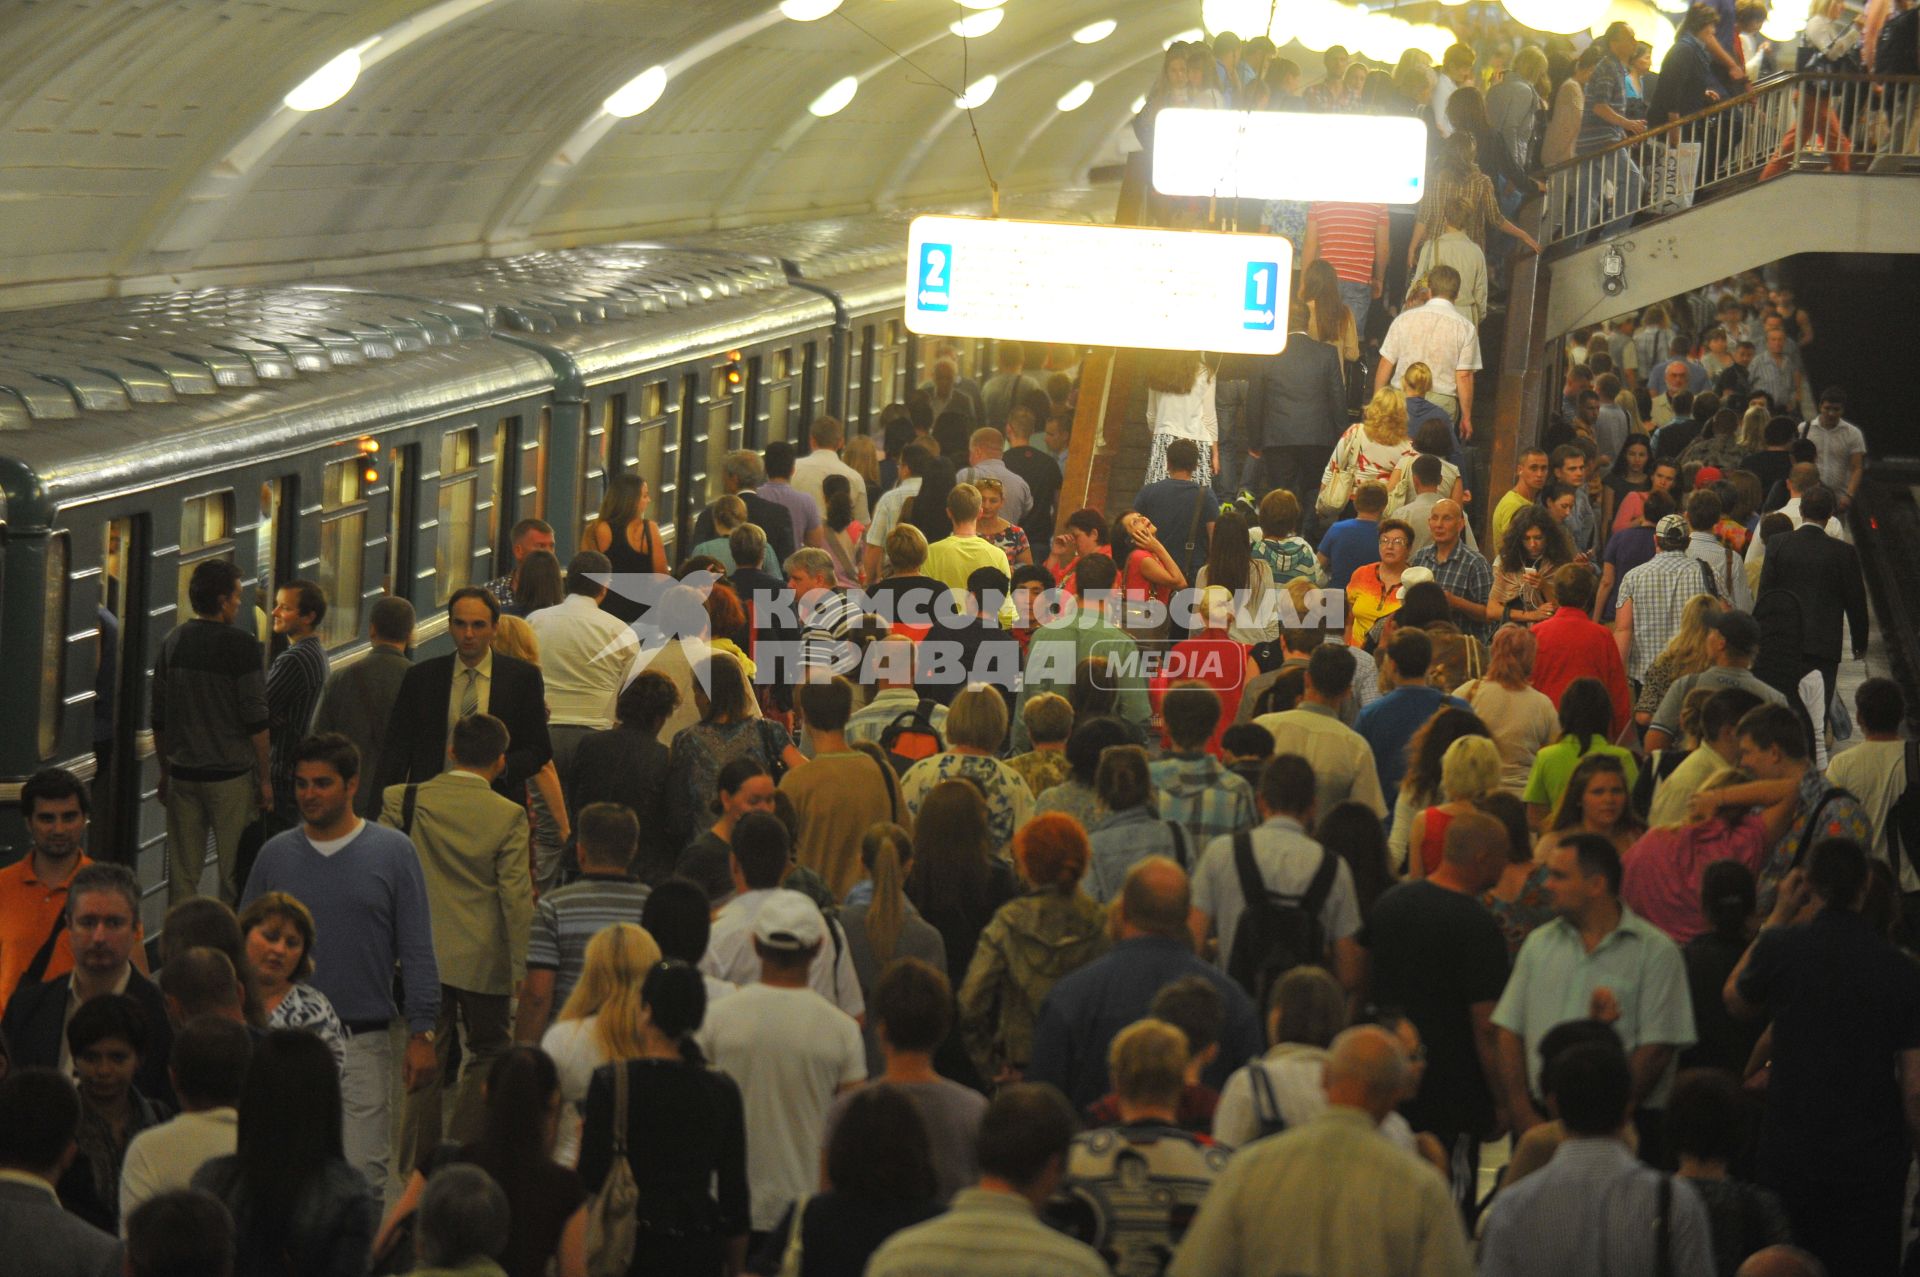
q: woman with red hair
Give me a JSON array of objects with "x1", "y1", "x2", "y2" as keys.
[
  {"x1": 955, "y1": 813, "x2": 1111, "y2": 1088},
  {"x1": 1452, "y1": 624, "x2": 1560, "y2": 793}
]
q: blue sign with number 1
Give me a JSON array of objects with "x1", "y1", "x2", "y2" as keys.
[
  {"x1": 1243, "y1": 261, "x2": 1278, "y2": 331},
  {"x1": 918, "y1": 243, "x2": 952, "y2": 312}
]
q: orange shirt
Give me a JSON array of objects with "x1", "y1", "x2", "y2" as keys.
[{"x1": 0, "y1": 853, "x2": 92, "y2": 1013}]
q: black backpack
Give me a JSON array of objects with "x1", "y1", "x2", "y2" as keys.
[
  {"x1": 879, "y1": 697, "x2": 944, "y2": 775},
  {"x1": 1225, "y1": 831, "x2": 1340, "y2": 1009}
]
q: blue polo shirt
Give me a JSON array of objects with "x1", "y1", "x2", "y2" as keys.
[
  {"x1": 1318, "y1": 517, "x2": 1381, "y2": 591},
  {"x1": 1355, "y1": 685, "x2": 1470, "y2": 805}
]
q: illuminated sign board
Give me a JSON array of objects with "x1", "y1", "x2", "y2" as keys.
[
  {"x1": 1151, "y1": 109, "x2": 1427, "y2": 204},
  {"x1": 904, "y1": 215, "x2": 1293, "y2": 355}
]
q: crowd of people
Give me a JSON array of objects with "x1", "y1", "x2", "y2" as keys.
[{"x1": 0, "y1": 21, "x2": 1910, "y2": 1275}]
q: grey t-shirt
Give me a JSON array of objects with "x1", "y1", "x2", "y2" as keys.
[
  {"x1": 1651, "y1": 665, "x2": 1786, "y2": 738},
  {"x1": 842, "y1": 900, "x2": 948, "y2": 1075},
  {"x1": 823, "y1": 1077, "x2": 988, "y2": 1204}
]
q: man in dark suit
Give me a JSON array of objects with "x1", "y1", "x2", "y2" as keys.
[
  {"x1": 372, "y1": 587, "x2": 553, "y2": 800},
  {"x1": 1757, "y1": 483, "x2": 1868, "y2": 717},
  {"x1": 1003, "y1": 404, "x2": 1063, "y2": 549},
  {"x1": 312, "y1": 595, "x2": 414, "y2": 818},
  {"x1": 0, "y1": 1070, "x2": 123, "y2": 1277},
  {"x1": 688, "y1": 451, "x2": 795, "y2": 566},
  {"x1": 1, "y1": 864, "x2": 173, "y2": 1105},
  {"x1": 1249, "y1": 300, "x2": 1348, "y2": 526}
]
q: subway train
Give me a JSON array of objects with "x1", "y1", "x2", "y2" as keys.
[{"x1": 0, "y1": 189, "x2": 1107, "y2": 920}]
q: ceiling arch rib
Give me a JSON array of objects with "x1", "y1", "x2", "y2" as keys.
[
  {"x1": 144, "y1": 0, "x2": 498, "y2": 264},
  {"x1": 1002, "y1": 40, "x2": 1175, "y2": 183}
]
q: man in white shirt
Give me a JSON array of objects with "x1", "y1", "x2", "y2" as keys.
[
  {"x1": 791, "y1": 415, "x2": 871, "y2": 526},
  {"x1": 956, "y1": 427, "x2": 1033, "y2": 526},
  {"x1": 699, "y1": 885, "x2": 866, "y2": 1241},
  {"x1": 1375, "y1": 264, "x2": 1483, "y2": 439},
  {"x1": 1745, "y1": 462, "x2": 1849, "y2": 571},
  {"x1": 1801, "y1": 387, "x2": 1867, "y2": 514},
  {"x1": 863, "y1": 443, "x2": 928, "y2": 583},
  {"x1": 700, "y1": 813, "x2": 863, "y2": 1019},
  {"x1": 1432, "y1": 42, "x2": 1476, "y2": 136},
  {"x1": 118, "y1": 1016, "x2": 249, "y2": 1230},
  {"x1": 526, "y1": 551, "x2": 640, "y2": 778}
]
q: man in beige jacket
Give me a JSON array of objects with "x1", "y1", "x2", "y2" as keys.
[{"x1": 382, "y1": 712, "x2": 532, "y2": 1168}]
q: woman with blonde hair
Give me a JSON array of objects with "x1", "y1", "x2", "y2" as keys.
[
  {"x1": 583, "y1": 472, "x2": 668, "y2": 623},
  {"x1": 1632, "y1": 594, "x2": 1724, "y2": 729},
  {"x1": 1406, "y1": 735, "x2": 1507, "y2": 879},
  {"x1": 1389, "y1": 707, "x2": 1493, "y2": 875},
  {"x1": 841, "y1": 433, "x2": 883, "y2": 517},
  {"x1": 842, "y1": 823, "x2": 948, "y2": 1075},
  {"x1": 958, "y1": 813, "x2": 1110, "y2": 1087},
  {"x1": 1455, "y1": 625, "x2": 1561, "y2": 792},
  {"x1": 1622, "y1": 765, "x2": 1768, "y2": 943},
  {"x1": 1319, "y1": 386, "x2": 1418, "y2": 521},
  {"x1": 538, "y1": 922, "x2": 662, "y2": 1166},
  {"x1": 492, "y1": 615, "x2": 571, "y2": 888}
]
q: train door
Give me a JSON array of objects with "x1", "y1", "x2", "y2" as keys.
[
  {"x1": 385, "y1": 443, "x2": 418, "y2": 605},
  {"x1": 91, "y1": 516, "x2": 146, "y2": 862},
  {"x1": 254, "y1": 476, "x2": 297, "y2": 660}
]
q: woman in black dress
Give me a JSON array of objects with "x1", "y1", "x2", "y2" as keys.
[{"x1": 579, "y1": 960, "x2": 749, "y2": 1277}]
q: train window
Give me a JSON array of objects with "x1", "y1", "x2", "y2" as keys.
[
  {"x1": 317, "y1": 457, "x2": 366, "y2": 650},
  {"x1": 386, "y1": 444, "x2": 417, "y2": 599},
  {"x1": 634, "y1": 422, "x2": 665, "y2": 508},
  {"x1": 877, "y1": 320, "x2": 903, "y2": 407},
  {"x1": 772, "y1": 348, "x2": 792, "y2": 381},
  {"x1": 181, "y1": 491, "x2": 233, "y2": 554},
  {"x1": 39, "y1": 534, "x2": 68, "y2": 761},
  {"x1": 437, "y1": 427, "x2": 479, "y2": 605},
  {"x1": 705, "y1": 367, "x2": 735, "y2": 502},
  {"x1": 598, "y1": 393, "x2": 626, "y2": 477},
  {"x1": 763, "y1": 349, "x2": 792, "y2": 445},
  {"x1": 528, "y1": 408, "x2": 551, "y2": 521},
  {"x1": 857, "y1": 324, "x2": 877, "y2": 431},
  {"x1": 801, "y1": 340, "x2": 820, "y2": 431},
  {"x1": 641, "y1": 382, "x2": 665, "y2": 422},
  {"x1": 491, "y1": 417, "x2": 519, "y2": 569}
]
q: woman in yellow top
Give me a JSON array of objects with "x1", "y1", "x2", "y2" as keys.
[{"x1": 1344, "y1": 518, "x2": 1417, "y2": 646}]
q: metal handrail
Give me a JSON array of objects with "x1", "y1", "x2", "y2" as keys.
[{"x1": 1540, "y1": 72, "x2": 1920, "y2": 249}]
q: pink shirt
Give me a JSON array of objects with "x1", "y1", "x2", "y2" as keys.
[{"x1": 1620, "y1": 813, "x2": 1769, "y2": 943}]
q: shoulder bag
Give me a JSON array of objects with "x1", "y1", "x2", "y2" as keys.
[
  {"x1": 585, "y1": 1064, "x2": 641, "y2": 1277},
  {"x1": 1316, "y1": 428, "x2": 1362, "y2": 520}
]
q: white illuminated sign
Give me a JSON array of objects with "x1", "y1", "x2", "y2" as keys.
[
  {"x1": 1151, "y1": 109, "x2": 1428, "y2": 205},
  {"x1": 904, "y1": 216, "x2": 1293, "y2": 355}
]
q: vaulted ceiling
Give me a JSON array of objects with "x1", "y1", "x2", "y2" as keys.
[{"x1": 0, "y1": 0, "x2": 1190, "y2": 307}]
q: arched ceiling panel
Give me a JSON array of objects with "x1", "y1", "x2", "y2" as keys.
[{"x1": 0, "y1": 0, "x2": 1198, "y2": 305}]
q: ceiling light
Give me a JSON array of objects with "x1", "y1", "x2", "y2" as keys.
[
  {"x1": 809, "y1": 75, "x2": 859, "y2": 116},
  {"x1": 1057, "y1": 80, "x2": 1095, "y2": 111},
  {"x1": 604, "y1": 65, "x2": 669, "y2": 118},
  {"x1": 778, "y1": 0, "x2": 843, "y2": 19},
  {"x1": 951, "y1": 8, "x2": 1004, "y2": 37},
  {"x1": 955, "y1": 0, "x2": 1002, "y2": 8},
  {"x1": 1503, "y1": 0, "x2": 1609, "y2": 34},
  {"x1": 1073, "y1": 19, "x2": 1117, "y2": 42},
  {"x1": 956, "y1": 74, "x2": 998, "y2": 109},
  {"x1": 1164, "y1": 28, "x2": 1204, "y2": 48},
  {"x1": 1131, "y1": 94, "x2": 1148, "y2": 113},
  {"x1": 284, "y1": 47, "x2": 363, "y2": 112}
]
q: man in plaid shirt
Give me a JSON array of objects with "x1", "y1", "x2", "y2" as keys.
[
  {"x1": 1150, "y1": 686, "x2": 1257, "y2": 856},
  {"x1": 1613, "y1": 515, "x2": 1709, "y2": 686},
  {"x1": 1411, "y1": 500, "x2": 1492, "y2": 642}
]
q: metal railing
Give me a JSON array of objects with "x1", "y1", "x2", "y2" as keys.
[{"x1": 1541, "y1": 73, "x2": 1920, "y2": 249}]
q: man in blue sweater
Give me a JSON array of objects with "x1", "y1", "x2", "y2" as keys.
[
  {"x1": 1356, "y1": 629, "x2": 1469, "y2": 822},
  {"x1": 242, "y1": 732, "x2": 439, "y2": 1203}
]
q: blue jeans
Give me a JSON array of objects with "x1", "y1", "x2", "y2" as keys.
[{"x1": 1337, "y1": 279, "x2": 1373, "y2": 344}]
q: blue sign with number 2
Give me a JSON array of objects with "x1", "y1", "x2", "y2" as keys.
[
  {"x1": 919, "y1": 243, "x2": 952, "y2": 312},
  {"x1": 1243, "y1": 261, "x2": 1278, "y2": 331}
]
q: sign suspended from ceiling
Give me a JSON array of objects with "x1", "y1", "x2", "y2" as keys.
[
  {"x1": 1151, "y1": 109, "x2": 1428, "y2": 205},
  {"x1": 903, "y1": 216, "x2": 1294, "y2": 355}
]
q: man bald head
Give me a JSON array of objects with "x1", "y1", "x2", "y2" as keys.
[
  {"x1": 1427, "y1": 498, "x2": 1468, "y2": 551},
  {"x1": 1735, "y1": 1247, "x2": 1827, "y2": 1277},
  {"x1": 1321, "y1": 1025, "x2": 1410, "y2": 1121},
  {"x1": 1441, "y1": 809, "x2": 1510, "y2": 891},
  {"x1": 1118, "y1": 857, "x2": 1191, "y2": 940}
]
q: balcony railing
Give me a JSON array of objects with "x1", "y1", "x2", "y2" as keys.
[{"x1": 1541, "y1": 72, "x2": 1920, "y2": 249}]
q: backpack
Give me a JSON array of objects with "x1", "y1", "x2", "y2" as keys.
[
  {"x1": 879, "y1": 697, "x2": 944, "y2": 774},
  {"x1": 1225, "y1": 831, "x2": 1340, "y2": 1008},
  {"x1": 1787, "y1": 782, "x2": 1861, "y2": 872}
]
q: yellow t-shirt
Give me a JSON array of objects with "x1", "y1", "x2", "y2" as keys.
[{"x1": 923, "y1": 534, "x2": 1013, "y2": 599}]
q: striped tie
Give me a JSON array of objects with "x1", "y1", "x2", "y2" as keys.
[{"x1": 459, "y1": 667, "x2": 479, "y2": 719}]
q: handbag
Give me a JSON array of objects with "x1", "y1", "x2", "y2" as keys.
[
  {"x1": 1316, "y1": 428, "x2": 1362, "y2": 520},
  {"x1": 585, "y1": 1064, "x2": 641, "y2": 1277}
]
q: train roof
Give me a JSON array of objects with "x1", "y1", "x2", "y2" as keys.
[{"x1": 0, "y1": 286, "x2": 555, "y2": 522}]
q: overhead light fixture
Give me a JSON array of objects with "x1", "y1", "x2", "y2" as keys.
[
  {"x1": 1164, "y1": 28, "x2": 1204, "y2": 48},
  {"x1": 950, "y1": 8, "x2": 1004, "y2": 37},
  {"x1": 604, "y1": 65, "x2": 669, "y2": 118},
  {"x1": 1073, "y1": 19, "x2": 1118, "y2": 42},
  {"x1": 284, "y1": 47, "x2": 364, "y2": 112},
  {"x1": 956, "y1": 75, "x2": 997, "y2": 109},
  {"x1": 1057, "y1": 81, "x2": 1095, "y2": 111},
  {"x1": 809, "y1": 75, "x2": 860, "y2": 116},
  {"x1": 1131, "y1": 94, "x2": 1148, "y2": 113},
  {"x1": 1502, "y1": 0, "x2": 1609, "y2": 34},
  {"x1": 778, "y1": 0, "x2": 843, "y2": 19},
  {"x1": 955, "y1": 0, "x2": 1003, "y2": 8}
]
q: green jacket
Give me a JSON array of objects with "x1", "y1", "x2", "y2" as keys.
[{"x1": 958, "y1": 891, "x2": 1111, "y2": 1079}]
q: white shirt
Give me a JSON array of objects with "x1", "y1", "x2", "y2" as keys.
[
  {"x1": 864, "y1": 477, "x2": 923, "y2": 553},
  {"x1": 1379, "y1": 298, "x2": 1483, "y2": 397},
  {"x1": 119, "y1": 1107, "x2": 238, "y2": 1231},
  {"x1": 700, "y1": 887, "x2": 864, "y2": 1018},
  {"x1": 307, "y1": 818, "x2": 366, "y2": 857},
  {"x1": 527, "y1": 594, "x2": 641, "y2": 728},
  {"x1": 698, "y1": 982, "x2": 867, "y2": 1231},
  {"x1": 541, "y1": 1016, "x2": 606, "y2": 1168},
  {"x1": 1214, "y1": 1044, "x2": 1418, "y2": 1152},
  {"x1": 1830, "y1": 740, "x2": 1915, "y2": 890},
  {"x1": 1146, "y1": 365, "x2": 1220, "y2": 444},
  {"x1": 1802, "y1": 416, "x2": 1866, "y2": 497},
  {"x1": 792, "y1": 448, "x2": 871, "y2": 526},
  {"x1": 1432, "y1": 74, "x2": 1461, "y2": 137}
]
